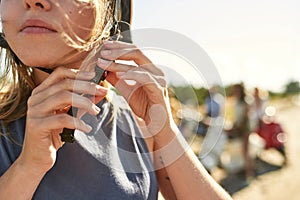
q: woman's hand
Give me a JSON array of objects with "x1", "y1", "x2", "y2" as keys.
[
  {"x1": 97, "y1": 41, "x2": 174, "y2": 137},
  {"x1": 97, "y1": 41, "x2": 233, "y2": 200},
  {"x1": 19, "y1": 67, "x2": 108, "y2": 173}
]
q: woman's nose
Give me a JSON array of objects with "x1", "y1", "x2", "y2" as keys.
[{"x1": 23, "y1": 0, "x2": 51, "y2": 11}]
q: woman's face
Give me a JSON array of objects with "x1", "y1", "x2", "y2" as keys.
[{"x1": 0, "y1": 0, "x2": 96, "y2": 68}]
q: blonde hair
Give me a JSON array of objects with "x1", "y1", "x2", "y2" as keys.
[
  {"x1": 62, "y1": 0, "x2": 115, "y2": 51},
  {"x1": 0, "y1": 0, "x2": 117, "y2": 124}
]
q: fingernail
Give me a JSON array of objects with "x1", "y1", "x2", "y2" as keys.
[
  {"x1": 96, "y1": 85, "x2": 108, "y2": 93},
  {"x1": 101, "y1": 50, "x2": 111, "y2": 56},
  {"x1": 93, "y1": 104, "x2": 101, "y2": 114}
]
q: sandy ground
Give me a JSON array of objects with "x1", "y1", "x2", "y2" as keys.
[{"x1": 232, "y1": 101, "x2": 300, "y2": 200}]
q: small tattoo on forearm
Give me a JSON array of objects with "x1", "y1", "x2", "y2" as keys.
[
  {"x1": 159, "y1": 156, "x2": 165, "y2": 166},
  {"x1": 158, "y1": 156, "x2": 170, "y2": 181}
]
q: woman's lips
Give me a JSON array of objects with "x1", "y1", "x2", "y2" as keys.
[
  {"x1": 20, "y1": 19, "x2": 57, "y2": 33},
  {"x1": 21, "y1": 26, "x2": 56, "y2": 33}
]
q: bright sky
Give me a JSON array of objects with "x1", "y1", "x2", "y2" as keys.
[{"x1": 132, "y1": 0, "x2": 300, "y2": 92}]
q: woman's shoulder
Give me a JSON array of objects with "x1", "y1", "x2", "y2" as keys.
[
  {"x1": 0, "y1": 116, "x2": 25, "y2": 176},
  {"x1": 0, "y1": 116, "x2": 26, "y2": 142}
]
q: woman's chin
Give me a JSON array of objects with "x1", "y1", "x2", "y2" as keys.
[{"x1": 21, "y1": 59, "x2": 55, "y2": 68}]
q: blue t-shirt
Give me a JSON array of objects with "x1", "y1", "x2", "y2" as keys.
[{"x1": 0, "y1": 97, "x2": 158, "y2": 200}]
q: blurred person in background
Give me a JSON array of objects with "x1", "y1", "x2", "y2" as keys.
[
  {"x1": 256, "y1": 106, "x2": 288, "y2": 166},
  {"x1": 225, "y1": 83, "x2": 253, "y2": 179},
  {"x1": 198, "y1": 86, "x2": 228, "y2": 174},
  {"x1": 248, "y1": 87, "x2": 266, "y2": 133}
]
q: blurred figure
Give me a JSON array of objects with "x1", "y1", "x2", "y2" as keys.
[
  {"x1": 206, "y1": 86, "x2": 222, "y2": 118},
  {"x1": 248, "y1": 87, "x2": 266, "y2": 133},
  {"x1": 196, "y1": 86, "x2": 221, "y2": 137},
  {"x1": 225, "y1": 83, "x2": 253, "y2": 179},
  {"x1": 256, "y1": 106, "x2": 288, "y2": 165},
  {"x1": 198, "y1": 86, "x2": 227, "y2": 174}
]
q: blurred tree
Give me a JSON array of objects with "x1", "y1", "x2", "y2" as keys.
[
  {"x1": 193, "y1": 87, "x2": 208, "y2": 105},
  {"x1": 284, "y1": 80, "x2": 300, "y2": 96},
  {"x1": 170, "y1": 85, "x2": 208, "y2": 105}
]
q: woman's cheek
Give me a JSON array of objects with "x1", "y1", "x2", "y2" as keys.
[
  {"x1": 0, "y1": 0, "x2": 15, "y2": 22},
  {"x1": 66, "y1": 6, "x2": 95, "y2": 40}
]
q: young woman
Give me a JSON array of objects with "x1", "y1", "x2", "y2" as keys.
[{"x1": 0, "y1": 0, "x2": 232, "y2": 199}]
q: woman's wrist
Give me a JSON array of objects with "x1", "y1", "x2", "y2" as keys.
[
  {"x1": 151, "y1": 121, "x2": 192, "y2": 170},
  {"x1": 15, "y1": 156, "x2": 48, "y2": 178},
  {"x1": 0, "y1": 157, "x2": 47, "y2": 199},
  {"x1": 152, "y1": 120, "x2": 179, "y2": 146}
]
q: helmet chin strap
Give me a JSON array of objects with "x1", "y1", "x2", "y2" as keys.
[{"x1": 36, "y1": 67, "x2": 54, "y2": 74}]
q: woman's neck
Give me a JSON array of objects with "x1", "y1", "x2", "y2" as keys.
[
  {"x1": 33, "y1": 68, "x2": 50, "y2": 85},
  {"x1": 32, "y1": 50, "x2": 92, "y2": 86}
]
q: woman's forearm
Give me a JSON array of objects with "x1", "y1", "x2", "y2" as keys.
[
  {"x1": 153, "y1": 124, "x2": 232, "y2": 200},
  {"x1": 0, "y1": 157, "x2": 45, "y2": 199}
]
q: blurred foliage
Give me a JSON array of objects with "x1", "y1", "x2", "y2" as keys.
[
  {"x1": 283, "y1": 80, "x2": 300, "y2": 96},
  {"x1": 269, "y1": 80, "x2": 300, "y2": 99},
  {"x1": 169, "y1": 80, "x2": 300, "y2": 106},
  {"x1": 170, "y1": 85, "x2": 208, "y2": 105}
]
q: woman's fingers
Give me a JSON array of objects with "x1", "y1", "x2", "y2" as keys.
[
  {"x1": 28, "y1": 91, "x2": 102, "y2": 117},
  {"x1": 117, "y1": 70, "x2": 166, "y2": 101},
  {"x1": 97, "y1": 58, "x2": 132, "y2": 73},
  {"x1": 117, "y1": 69, "x2": 167, "y2": 90},
  {"x1": 32, "y1": 67, "x2": 96, "y2": 95},
  {"x1": 22, "y1": 67, "x2": 101, "y2": 173},
  {"x1": 29, "y1": 79, "x2": 108, "y2": 106},
  {"x1": 101, "y1": 41, "x2": 164, "y2": 76},
  {"x1": 29, "y1": 114, "x2": 93, "y2": 134},
  {"x1": 28, "y1": 67, "x2": 108, "y2": 121},
  {"x1": 97, "y1": 59, "x2": 166, "y2": 88}
]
